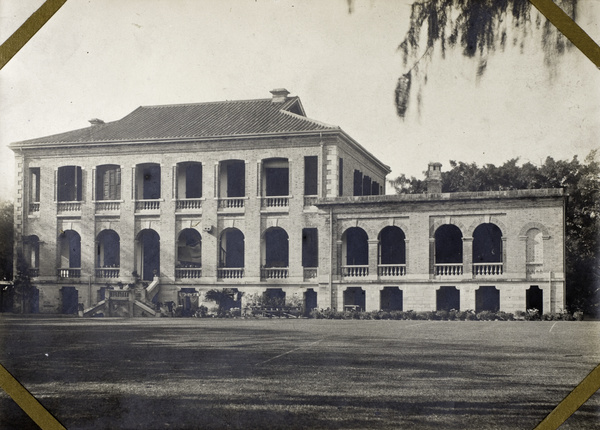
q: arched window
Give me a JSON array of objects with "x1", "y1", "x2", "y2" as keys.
[
  {"x1": 434, "y1": 225, "x2": 463, "y2": 276},
  {"x1": 96, "y1": 230, "x2": 120, "y2": 267},
  {"x1": 526, "y1": 228, "x2": 543, "y2": 264},
  {"x1": 343, "y1": 227, "x2": 368, "y2": 266},
  {"x1": 379, "y1": 226, "x2": 406, "y2": 264},
  {"x1": 177, "y1": 229, "x2": 202, "y2": 268},
  {"x1": 263, "y1": 228, "x2": 289, "y2": 268},
  {"x1": 58, "y1": 230, "x2": 81, "y2": 278},
  {"x1": 135, "y1": 163, "x2": 161, "y2": 199},
  {"x1": 473, "y1": 223, "x2": 502, "y2": 263},
  {"x1": 219, "y1": 228, "x2": 244, "y2": 268},
  {"x1": 136, "y1": 229, "x2": 160, "y2": 281}
]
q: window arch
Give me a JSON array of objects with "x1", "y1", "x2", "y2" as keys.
[
  {"x1": 177, "y1": 229, "x2": 202, "y2": 268},
  {"x1": 434, "y1": 224, "x2": 463, "y2": 264},
  {"x1": 378, "y1": 226, "x2": 406, "y2": 265},
  {"x1": 473, "y1": 223, "x2": 503, "y2": 263},
  {"x1": 342, "y1": 227, "x2": 368, "y2": 266},
  {"x1": 219, "y1": 228, "x2": 245, "y2": 268},
  {"x1": 263, "y1": 227, "x2": 289, "y2": 268}
]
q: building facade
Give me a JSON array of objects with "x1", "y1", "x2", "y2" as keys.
[{"x1": 10, "y1": 89, "x2": 566, "y2": 316}]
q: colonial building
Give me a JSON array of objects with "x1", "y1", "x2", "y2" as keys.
[{"x1": 10, "y1": 89, "x2": 566, "y2": 316}]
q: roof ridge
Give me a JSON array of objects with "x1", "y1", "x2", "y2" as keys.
[{"x1": 139, "y1": 97, "x2": 274, "y2": 109}]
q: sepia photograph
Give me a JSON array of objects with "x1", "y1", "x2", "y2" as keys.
[{"x1": 0, "y1": 1, "x2": 599, "y2": 428}]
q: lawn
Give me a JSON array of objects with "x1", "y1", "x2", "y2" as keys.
[{"x1": 0, "y1": 316, "x2": 598, "y2": 429}]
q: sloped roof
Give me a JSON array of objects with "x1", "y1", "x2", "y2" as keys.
[{"x1": 13, "y1": 95, "x2": 338, "y2": 146}]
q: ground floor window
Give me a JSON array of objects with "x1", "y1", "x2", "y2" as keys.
[
  {"x1": 380, "y1": 287, "x2": 403, "y2": 311},
  {"x1": 304, "y1": 289, "x2": 318, "y2": 316},
  {"x1": 437, "y1": 286, "x2": 460, "y2": 311},
  {"x1": 526, "y1": 285, "x2": 543, "y2": 314},
  {"x1": 476, "y1": 286, "x2": 500, "y2": 312},
  {"x1": 343, "y1": 287, "x2": 365, "y2": 312}
]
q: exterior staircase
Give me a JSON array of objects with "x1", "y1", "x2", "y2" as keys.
[{"x1": 83, "y1": 277, "x2": 161, "y2": 317}]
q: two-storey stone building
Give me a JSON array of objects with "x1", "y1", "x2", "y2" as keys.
[{"x1": 10, "y1": 89, "x2": 566, "y2": 316}]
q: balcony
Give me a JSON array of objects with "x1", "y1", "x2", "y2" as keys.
[
  {"x1": 175, "y1": 267, "x2": 203, "y2": 279},
  {"x1": 95, "y1": 201, "x2": 121, "y2": 213},
  {"x1": 57, "y1": 201, "x2": 81, "y2": 215},
  {"x1": 378, "y1": 264, "x2": 406, "y2": 277},
  {"x1": 303, "y1": 267, "x2": 318, "y2": 281},
  {"x1": 29, "y1": 202, "x2": 40, "y2": 213},
  {"x1": 261, "y1": 196, "x2": 289, "y2": 211},
  {"x1": 135, "y1": 199, "x2": 161, "y2": 213},
  {"x1": 176, "y1": 198, "x2": 203, "y2": 211},
  {"x1": 57, "y1": 268, "x2": 81, "y2": 278},
  {"x1": 95, "y1": 268, "x2": 120, "y2": 279},
  {"x1": 342, "y1": 265, "x2": 369, "y2": 278},
  {"x1": 434, "y1": 264, "x2": 463, "y2": 276},
  {"x1": 473, "y1": 263, "x2": 503, "y2": 276},
  {"x1": 218, "y1": 268, "x2": 244, "y2": 279},
  {"x1": 261, "y1": 267, "x2": 289, "y2": 280},
  {"x1": 217, "y1": 197, "x2": 245, "y2": 211}
]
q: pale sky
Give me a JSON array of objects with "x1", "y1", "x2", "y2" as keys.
[{"x1": 1, "y1": 0, "x2": 599, "y2": 201}]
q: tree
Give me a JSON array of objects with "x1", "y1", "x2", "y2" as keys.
[
  {"x1": 205, "y1": 288, "x2": 243, "y2": 317},
  {"x1": 390, "y1": 0, "x2": 577, "y2": 118},
  {"x1": 389, "y1": 151, "x2": 600, "y2": 315}
]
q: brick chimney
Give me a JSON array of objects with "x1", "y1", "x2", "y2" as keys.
[
  {"x1": 88, "y1": 118, "x2": 105, "y2": 126},
  {"x1": 270, "y1": 88, "x2": 290, "y2": 103},
  {"x1": 426, "y1": 162, "x2": 442, "y2": 193}
]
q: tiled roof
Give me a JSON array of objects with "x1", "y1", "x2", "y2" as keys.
[{"x1": 14, "y1": 96, "x2": 339, "y2": 146}]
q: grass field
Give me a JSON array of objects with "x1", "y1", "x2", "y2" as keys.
[{"x1": 0, "y1": 316, "x2": 598, "y2": 429}]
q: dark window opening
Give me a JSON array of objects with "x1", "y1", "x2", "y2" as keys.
[
  {"x1": 526, "y1": 286, "x2": 543, "y2": 314},
  {"x1": 344, "y1": 227, "x2": 368, "y2": 266},
  {"x1": 264, "y1": 228, "x2": 289, "y2": 268},
  {"x1": 372, "y1": 181, "x2": 380, "y2": 196},
  {"x1": 138, "y1": 229, "x2": 160, "y2": 281},
  {"x1": 304, "y1": 156, "x2": 318, "y2": 195},
  {"x1": 177, "y1": 229, "x2": 202, "y2": 268},
  {"x1": 30, "y1": 168, "x2": 40, "y2": 202},
  {"x1": 179, "y1": 162, "x2": 202, "y2": 198},
  {"x1": 304, "y1": 289, "x2": 318, "y2": 316},
  {"x1": 60, "y1": 230, "x2": 81, "y2": 268},
  {"x1": 220, "y1": 229, "x2": 244, "y2": 268},
  {"x1": 435, "y1": 225, "x2": 463, "y2": 264},
  {"x1": 353, "y1": 170, "x2": 363, "y2": 196},
  {"x1": 96, "y1": 165, "x2": 121, "y2": 200},
  {"x1": 379, "y1": 226, "x2": 406, "y2": 265},
  {"x1": 225, "y1": 160, "x2": 245, "y2": 197},
  {"x1": 23, "y1": 235, "x2": 40, "y2": 270},
  {"x1": 476, "y1": 286, "x2": 500, "y2": 312},
  {"x1": 343, "y1": 287, "x2": 365, "y2": 311},
  {"x1": 473, "y1": 223, "x2": 502, "y2": 263},
  {"x1": 437, "y1": 286, "x2": 460, "y2": 311},
  {"x1": 266, "y1": 168, "x2": 289, "y2": 196},
  {"x1": 338, "y1": 158, "x2": 344, "y2": 196},
  {"x1": 302, "y1": 228, "x2": 318, "y2": 267},
  {"x1": 61, "y1": 286, "x2": 78, "y2": 315},
  {"x1": 97, "y1": 230, "x2": 120, "y2": 268},
  {"x1": 380, "y1": 287, "x2": 403, "y2": 311},
  {"x1": 57, "y1": 166, "x2": 82, "y2": 201},
  {"x1": 136, "y1": 164, "x2": 161, "y2": 199},
  {"x1": 263, "y1": 288, "x2": 286, "y2": 308},
  {"x1": 362, "y1": 175, "x2": 372, "y2": 196}
]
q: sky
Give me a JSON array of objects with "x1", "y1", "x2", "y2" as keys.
[{"x1": 0, "y1": 0, "x2": 598, "y2": 201}]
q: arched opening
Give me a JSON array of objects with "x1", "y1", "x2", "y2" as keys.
[
  {"x1": 303, "y1": 289, "x2": 318, "y2": 316},
  {"x1": 437, "y1": 286, "x2": 460, "y2": 311},
  {"x1": 176, "y1": 162, "x2": 202, "y2": 199},
  {"x1": 473, "y1": 223, "x2": 503, "y2": 275},
  {"x1": 177, "y1": 229, "x2": 202, "y2": 268},
  {"x1": 434, "y1": 224, "x2": 463, "y2": 275},
  {"x1": 263, "y1": 228, "x2": 289, "y2": 268},
  {"x1": 342, "y1": 227, "x2": 368, "y2": 277},
  {"x1": 526, "y1": 285, "x2": 543, "y2": 314},
  {"x1": 59, "y1": 230, "x2": 81, "y2": 277},
  {"x1": 57, "y1": 166, "x2": 82, "y2": 201},
  {"x1": 96, "y1": 164, "x2": 121, "y2": 200},
  {"x1": 526, "y1": 228, "x2": 543, "y2": 276},
  {"x1": 136, "y1": 229, "x2": 160, "y2": 281},
  {"x1": 378, "y1": 226, "x2": 406, "y2": 277},
  {"x1": 135, "y1": 163, "x2": 161, "y2": 199},
  {"x1": 343, "y1": 287, "x2": 365, "y2": 311},
  {"x1": 380, "y1": 287, "x2": 403, "y2": 311},
  {"x1": 219, "y1": 229, "x2": 244, "y2": 278},
  {"x1": 476, "y1": 286, "x2": 500, "y2": 312},
  {"x1": 96, "y1": 230, "x2": 120, "y2": 278}
]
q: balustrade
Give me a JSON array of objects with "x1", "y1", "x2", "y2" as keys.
[
  {"x1": 95, "y1": 201, "x2": 120, "y2": 212},
  {"x1": 342, "y1": 265, "x2": 369, "y2": 278},
  {"x1": 217, "y1": 268, "x2": 244, "y2": 279},
  {"x1": 57, "y1": 268, "x2": 81, "y2": 278},
  {"x1": 262, "y1": 196, "x2": 289, "y2": 208},
  {"x1": 218, "y1": 198, "x2": 245, "y2": 209},
  {"x1": 378, "y1": 264, "x2": 406, "y2": 277},
  {"x1": 175, "y1": 268, "x2": 203, "y2": 279},
  {"x1": 473, "y1": 263, "x2": 503, "y2": 276},
  {"x1": 95, "y1": 268, "x2": 120, "y2": 278},
  {"x1": 434, "y1": 264, "x2": 463, "y2": 276},
  {"x1": 135, "y1": 200, "x2": 160, "y2": 211},
  {"x1": 261, "y1": 267, "x2": 289, "y2": 279},
  {"x1": 29, "y1": 202, "x2": 40, "y2": 213},
  {"x1": 57, "y1": 201, "x2": 81, "y2": 213},
  {"x1": 176, "y1": 199, "x2": 203, "y2": 210}
]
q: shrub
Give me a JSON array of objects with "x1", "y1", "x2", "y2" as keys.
[{"x1": 476, "y1": 310, "x2": 496, "y2": 321}]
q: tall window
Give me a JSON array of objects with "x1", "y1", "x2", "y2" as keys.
[
  {"x1": 29, "y1": 168, "x2": 40, "y2": 202},
  {"x1": 57, "y1": 166, "x2": 82, "y2": 201},
  {"x1": 362, "y1": 175, "x2": 372, "y2": 196},
  {"x1": 353, "y1": 170, "x2": 363, "y2": 196},
  {"x1": 526, "y1": 228, "x2": 543, "y2": 264},
  {"x1": 338, "y1": 158, "x2": 344, "y2": 196},
  {"x1": 136, "y1": 163, "x2": 161, "y2": 199},
  {"x1": 304, "y1": 156, "x2": 318, "y2": 195},
  {"x1": 302, "y1": 228, "x2": 318, "y2": 267},
  {"x1": 177, "y1": 162, "x2": 202, "y2": 199},
  {"x1": 96, "y1": 165, "x2": 121, "y2": 200}
]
